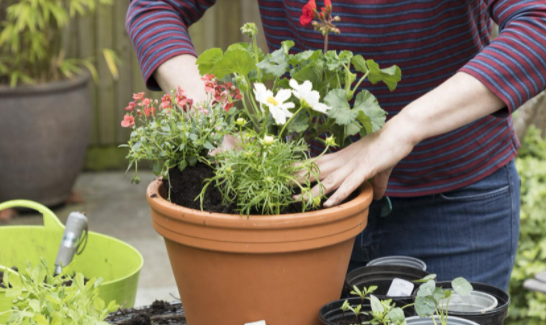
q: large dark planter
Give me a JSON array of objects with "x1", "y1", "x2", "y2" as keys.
[{"x1": 0, "y1": 73, "x2": 91, "y2": 206}]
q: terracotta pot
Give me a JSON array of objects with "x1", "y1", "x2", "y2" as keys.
[
  {"x1": 0, "y1": 73, "x2": 91, "y2": 206},
  {"x1": 146, "y1": 179, "x2": 373, "y2": 325}
]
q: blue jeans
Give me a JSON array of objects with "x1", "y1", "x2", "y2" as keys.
[{"x1": 349, "y1": 160, "x2": 521, "y2": 291}]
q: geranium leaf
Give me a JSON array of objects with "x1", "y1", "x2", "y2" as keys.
[
  {"x1": 288, "y1": 50, "x2": 320, "y2": 66},
  {"x1": 324, "y1": 89, "x2": 358, "y2": 125},
  {"x1": 196, "y1": 48, "x2": 223, "y2": 76},
  {"x1": 212, "y1": 48, "x2": 256, "y2": 79},
  {"x1": 257, "y1": 49, "x2": 288, "y2": 78},
  {"x1": 351, "y1": 55, "x2": 368, "y2": 73},
  {"x1": 366, "y1": 59, "x2": 402, "y2": 91},
  {"x1": 281, "y1": 40, "x2": 295, "y2": 55},
  {"x1": 415, "y1": 296, "x2": 437, "y2": 317},
  {"x1": 287, "y1": 110, "x2": 309, "y2": 134},
  {"x1": 452, "y1": 277, "x2": 473, "y2": 296},
  {"x1": 417, "y1": 280, "x2": 436, "y2": 297},
  {"x1": 353, "y1": 90, "x2": 386, "y2": 132}
]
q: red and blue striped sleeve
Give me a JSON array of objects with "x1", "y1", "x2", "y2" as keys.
[
  {"x1": 126, "y1": 0, "x2": 216, "y2": 90},
  {"x1": 460, "y1": 0, "x2": 546, "y2": 114}
]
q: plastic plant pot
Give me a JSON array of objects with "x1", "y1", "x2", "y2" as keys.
[
  {"x1": 441, "y1": 291, "x2": 498, "y2": 313},
  {"x1": 344, "y1": 265, "x2": 430, "y2": 315},
  {"x1": 367, "y1": 256, "x2": 427, "y2": 271},
  {"x1": 318, "y1": 298, "x2": 415, "y2": 325},
  {"x1": 0, "y1": 200, "x2": 143, "y2": 324},
  {"x1": 435, "y1": 282, "x2": 510, "y2": 325},
  {"x1": 406, "y1": 316, "x2": 480, "y2": 325}
]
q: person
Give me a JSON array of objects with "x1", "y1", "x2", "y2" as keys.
[{"x1": 126, "y1": 0, "x2": 546, "y2": 291}]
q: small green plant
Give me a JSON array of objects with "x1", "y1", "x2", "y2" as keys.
[
  {"x1": 0, "y1": 0, "x2": 119, "y2": 87},
  {"x1": 414, "y1": 275, "x2": 473, "y2": 325},
  {"x1": 1, "y1": 259, "x2": 119, "y2": 325},
  {"x1": 340, "y1": 285, "x2": 407, "y2": 325}
]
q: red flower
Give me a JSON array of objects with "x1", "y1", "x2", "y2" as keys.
[
  {"x1": 161, "y1": 94, "x2": 172, "y2": 109},
  {"x1": 121, "y1": 115, "x2": 135, "y2": 128},
  {"x1": 133, "y1": 92, "x2": 145, "y2": 101},
  {"x1": 140, "y1": 98, "x2": 151, "y2": 107},
  {"x1": 300, "y1": 0, "x2": 316, "y2": 25}
]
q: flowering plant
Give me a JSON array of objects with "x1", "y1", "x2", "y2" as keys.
[{"x1": 121, "y1": 0, "x2": 401, "y2": 215}]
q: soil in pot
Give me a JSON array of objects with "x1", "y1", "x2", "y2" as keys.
[
  {"x1": 435, "y1": 282, "x2": 510, "y2": 325},
  {"x1": 107, "y1": 300, "x2": 185, "y2": 325},
  {"x1": 164, "y1": 163, "x2": 358, "y2": 214}
]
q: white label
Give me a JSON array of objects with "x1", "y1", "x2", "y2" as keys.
[
  {"x1": 387, "y1": 278, "x2": 414, "y2": 297},
  {"x1": 245, "y1": 321, "x2": 266, "y2": 325}
]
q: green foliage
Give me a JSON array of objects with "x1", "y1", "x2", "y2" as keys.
[
  {"x1": 121, "y1": 91, "x2": 235, "y2": 201},
  {"x1": 200, "y1": 128, "x2": 325, "y2": 215},
  {"x1": 196, "y1": 24, "x2": 402, "y2": 148},
  {"x1": 2, "y1": 259, "x2": 119, "y2": 325},
  {"x1": 0, "y1": 0, "x2": 117, "y2": 87},
  {"x1": 507, "y1": 126, "x2": 546, "y2": 325},
  {"x1": 414, "y1": 275, "x2": 472, "y2": 325},
  {"x1": 343, "y1": 285, "x2": 407, "y2": 325}
]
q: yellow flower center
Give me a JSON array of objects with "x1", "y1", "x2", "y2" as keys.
[{"x1": 266, "y1": 96, "x2": 279, "y2": 106}]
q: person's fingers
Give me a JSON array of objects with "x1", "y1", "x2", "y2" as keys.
[
  {"x1": 372, "y1": 168, "x2": 393, "y2": 200},
  {"x1": 294, "y1": 167, "x2": 350, "y2": 202},
  {"x1": 324, "y1": 164, "x2": 370, "y2": 207}
]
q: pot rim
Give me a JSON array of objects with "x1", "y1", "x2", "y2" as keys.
[
  {"x1": 146, "y1": 177, "x2": 373, "y2": 230},
  {"x1": 0, "y1": 71, "x2": 90, "y2": 96},
  {"x1": 435, "y1": 281, "x2": 510, "y2": 316},
  {"x1": 406, "y1": 316, "x2": 479, "y2": 325}
]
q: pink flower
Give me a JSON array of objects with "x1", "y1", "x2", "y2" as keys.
[
  {"x1": 121, "y1": 115, "x2": 135, "y2": 128},
  {"x1": 125, "y1": 102, "x2": 137, "y2": 111},
  {"x1": 161, "y1": 94, "x2": 172, "y2": 109},
  {"x1": 133, "y1": 92, "x2": 145, "y2": 101},
  {"x1": 140, "y1": 98, "x2": 151, "y2": 107}
]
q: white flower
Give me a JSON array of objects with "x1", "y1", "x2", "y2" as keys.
[
  {"x1": 289, "y1": 79, "x2": 331, "y2": 113},
  {"x1": 253, "y1": 83, "x2": 294, "y2": 125},
  {"x1": 263, "y1": 135, "x2": 275, "y2": 145}
]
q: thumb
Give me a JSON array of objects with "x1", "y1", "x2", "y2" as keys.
[{"x1": 372, "y1": 168, "x2": 393, "y2": 200}]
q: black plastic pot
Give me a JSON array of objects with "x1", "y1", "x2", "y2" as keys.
[
  {"x1": 406, "y1": 316, "x2": 479, "y2": 325},
  {"x1": 345, "y1": 265, "x2": 429, "y2": 295},
  {"x1": 436, "y1": 282, "x2": 510, "y2": 325},
  {"x1": 319, "y1": 298, "x2": 414, "y2": 325}
]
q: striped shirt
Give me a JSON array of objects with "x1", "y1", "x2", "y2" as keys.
[{"x1": 126, "y1": 0, "x2": 546, "y2": 197}]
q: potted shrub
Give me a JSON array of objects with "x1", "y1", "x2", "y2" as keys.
[
  {"x1": 0, "y1": 0, "x2": 118, "y2": 207},
  {"x1": 123, "y1": 4, "x2": 401, "y2": 325}
]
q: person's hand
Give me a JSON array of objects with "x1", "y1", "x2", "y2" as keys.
[{"x1": 305, "y1": 116, "x2": 418, "y2": 207}]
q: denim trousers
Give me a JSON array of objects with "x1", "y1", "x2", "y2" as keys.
[{"x1": 348, "y1": 160, "x2": 521, "y2": 291}]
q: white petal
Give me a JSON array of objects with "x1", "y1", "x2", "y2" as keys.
[
  {"x1": 289, "y1": 79, "x2": 300, "y2": 91},
  {"x1": 275, "y1": 89, "x2": 292, "y2": 103},
  {"x1": 301, "y1": 80, "x2": 313, "y2": 94},
  {"x1": 307, "y1": 90, "x2": 321, "y2": 106},
  {"x1": 312, "y1": 102, "x2": 331, "y2": 113},
  {"x1": 270, "y1": 106, "x2": 287, "y2": 125},
  {"x1": 281, "y1": 102, "x2": 295, "y2": 110}
]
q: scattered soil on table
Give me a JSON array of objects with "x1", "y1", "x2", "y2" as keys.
[
  {"x1": 164, "y1": 163, "x2": 359, "y2": 215},
  {"x1": 107, "y1": 300, "x2": 185, "y2": 325}
]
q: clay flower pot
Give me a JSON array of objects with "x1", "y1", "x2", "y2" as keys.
[{"x1": 146, "y1": 178, "x2": 373, "y2": 325}]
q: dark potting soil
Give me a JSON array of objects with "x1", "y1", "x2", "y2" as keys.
[
  {"x1": 162, "y1": 163, "x2": 359, "y2": 215},
  {"x1": 107, "y1": 300, "x2": 186, "y2": 325}
]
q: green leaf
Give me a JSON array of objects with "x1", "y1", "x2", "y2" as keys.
[
  {"x1": 257, "y1": 49, "x2": 289, "y2": 78},
  {"x1": 93, "y1": 297, "x2": 106, "y2": 312},
  {"x1": 414, "y1": 274, "x2": 438, "y2": 283},
  {"x1": 6, "y1": 273, "x2": 23, "y2": 297},
  {"x1": 178, "y1": 160, "x2": 187, "y2": 172},
  {"x1": 417, "y1": 280, "x2": 436, "y2": 297},
  {"x1": 366, "y1": 59, "x2": 402, "y2": 91},
  {"x1": 352, "y1": 90, "x2": 386, "y2": 132},
  {"x1": 432, "y1": 287, "x2": 445, "y2": 301},
  {"x1": 351, "y1": 55, "x2": 368, "y2": 73},
  {"x1": 345, "y1": 122, "x2": 362, "y2": 137},
  {"x1": 287, "y1": 110, "x2": 309, "y2": 134},
  {"x1": 227, "y1": 42, "x2": 265, "y2": 62},
  {"x1": 281, "y1": 40, "x2": 295, "y2": 55},
  {"x1": 196, "y1": 48, "x2": 223, "y2": 76},
  {"x1": 212, "y1": 48, "x2": 256, "y2": 79},
  {"x1": 33, "y1": 314, "x2": 48, "y2": 325},
  {"x1": 415, "y1": 296, "x2": 437, "y2": 317},
  {"x1": 387, "y1": 307, "x2": 406, "y2": 323},
  {"x1": 452, "y1": 277, "x2": 473, "y2": 296},
  {"x1": 152, "y1": 161, "x2": 162, "y2": 176},
  {"x1": 356, "y1": 111, "x2": 373, "y2": 137},
  {"x1": 324, "y1": 51, "x2": 340, "y2": 71},
  {"x1": 338, "y1": 50, "x2": 353, "y2": 65},
  {"x1": 188, "y1": 155, "x2": 198, "y2": 167},
  {"x1": 370, "y1": 295, "x2": 384, "y2": 313},
  {"x1": 203, "y1": 141, "x2": 215, "y2": 150},
  {"x1": 291, "y1": 63, "x2": 325, "y2": 91},
  {"x1": 288, "y1": 50, "x2": 321, "y2": 66},
  {"x1": 324, "y1": 89, "x2": 358, "y2": 126}
]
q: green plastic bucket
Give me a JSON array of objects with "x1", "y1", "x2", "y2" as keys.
[{"x1": 0, "y1": 200, "x2": 143, "y2": 324}]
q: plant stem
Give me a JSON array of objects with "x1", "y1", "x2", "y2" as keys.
[
  {"x1": 279, "y1": 105, "x2": 304, "y2": 138},
  {"x1": 324, "y1": 33, "x2": 329, "y2": 54},
  {"x1": 252, "y1": 35, "x2": 262, "y2": 81},
  {"x1": 351, "y1": 71, "x2": 370, "y2": 97}
]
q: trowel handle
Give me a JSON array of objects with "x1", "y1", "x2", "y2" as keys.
[{"x1": 54, "y1": 212, "x2": 88, "y2": 275}]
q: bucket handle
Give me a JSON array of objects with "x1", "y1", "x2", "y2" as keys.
[{"x1": 0, "y1": 200, "x2": 64, "y2": 231}]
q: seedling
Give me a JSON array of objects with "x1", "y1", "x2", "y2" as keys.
[
  {"x1": 351, "y1": 285, "x2": 377, "y2": 307},
  {"x1": 339, "y1": 285, "x2": 407, "y2": 325},
  {"x1": 340, "y1": 299, "x2": 350, "y2": 322},
  {"x1": 413, "y1": 275, "x2": 473, "y2": 325}
]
